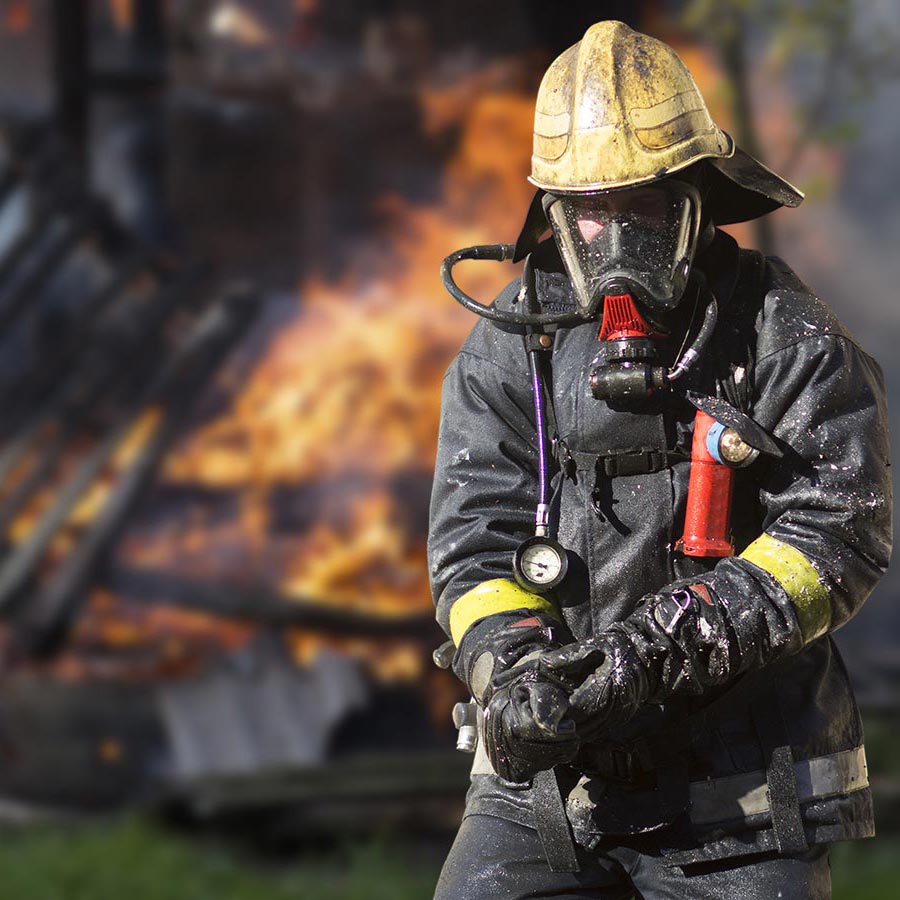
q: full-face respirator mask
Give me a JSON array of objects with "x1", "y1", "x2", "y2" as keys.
[
  {"x1": 543, "y1": 179, "x2": 701, "y2": 319},
  {"x1": 545, "y1": 180, "x2": 710, "y2": 404},
  {"x1": 440, "y1": 178, "x2": 716, "y2": 405}
]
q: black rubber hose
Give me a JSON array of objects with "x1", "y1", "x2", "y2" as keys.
[
  {"x1": 667, "y1": 293, "x2": 718, "y2": 382},
  {"x1": 441, "y1": 244, "x2": 583, "y2": 327}
]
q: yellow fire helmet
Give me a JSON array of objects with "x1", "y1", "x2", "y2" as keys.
[{"x1": 515, "y1": 21, "x2": 803, "y2": 259}]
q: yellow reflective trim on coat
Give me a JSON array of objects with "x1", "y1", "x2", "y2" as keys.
[
  {"x1": 740, "y1": 534, "x2": 831, "y2": 642},
  {"x1": 449, "y1": 579, "x2": 560, "y2": 646}
]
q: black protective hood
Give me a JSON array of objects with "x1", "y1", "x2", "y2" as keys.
[{"x1": 513, "y1": 141, "x2": 804, "y2": 262}]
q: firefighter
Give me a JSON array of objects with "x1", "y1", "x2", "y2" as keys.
[{"x1": 429, "y1": 20, "x2": 891, "y2": 900}]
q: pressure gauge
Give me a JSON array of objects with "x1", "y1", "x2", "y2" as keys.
[{"x1": 513, "y1": 536, "x2": 569, "y2": 594}]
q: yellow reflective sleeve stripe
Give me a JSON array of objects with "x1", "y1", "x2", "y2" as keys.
[
  {"x1": 448, "y1": 579, "x2": 560, "y2": 646},
  {"x1": 739, "y1": 534, "x2": 831, "y2": 643}
]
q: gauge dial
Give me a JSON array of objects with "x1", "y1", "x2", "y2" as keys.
[
  {"x1": 522, "y1": 544, "x2": 562, "y2": 583},
  {"x1": 513, "y1": 536, "x2": 569, "y2": 593}
]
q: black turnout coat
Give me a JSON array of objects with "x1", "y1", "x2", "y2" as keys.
[{"x1": 427, "y1": 230, "x2": 892, "y2": 865}]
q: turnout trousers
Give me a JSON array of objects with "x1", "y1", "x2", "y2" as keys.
[{"x1": 434, "y1": 813, "x2": 831, "y2": 900}]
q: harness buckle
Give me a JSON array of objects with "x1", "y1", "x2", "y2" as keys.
[{"x1": 600, "y1": 448, "x2": 668, "y2": 478}]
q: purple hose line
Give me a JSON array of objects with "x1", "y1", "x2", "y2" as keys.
[{"x1": 529, "y1": 349, "x2": 548, "y2": 515}]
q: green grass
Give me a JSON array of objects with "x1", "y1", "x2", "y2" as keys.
[
  {"x1": 0, "y1": 817, "x2": 442, "y2": 900},
  {"x1": 831, "y1": 840, "x2": 900, "y2": 900}
]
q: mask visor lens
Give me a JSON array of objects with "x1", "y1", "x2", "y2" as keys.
[{"x1": 547, "y1": 183, "x2": 697, "y2": 314}]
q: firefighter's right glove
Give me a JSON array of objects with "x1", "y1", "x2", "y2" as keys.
[
  {"x1": 481, "y1": 661, "x2": 579, "y2": 783},
  {"x1": 452, "y1": 603, "x2": 573, "y2": 707}
]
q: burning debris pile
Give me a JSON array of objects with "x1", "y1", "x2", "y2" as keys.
[
  {"x1": 5, "y1": 0, "x2": 878, "y2": 830},
  {"x1": 119, "y1": 82, "x2": 539, "y2": 667},
  {"x1": 0, "y1": 34, "x2": 542, "y2": 814}
]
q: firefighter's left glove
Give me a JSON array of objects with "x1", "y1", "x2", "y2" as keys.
[
  {"x1": 452, "y1": 607, "x2": 574, "y2": 707},
  {"x1": 540, "y1": 586, "x2": 737, "y2": 742},
  {"x1": 482, "y1": 662, "x2": 579, "y2": 783}
]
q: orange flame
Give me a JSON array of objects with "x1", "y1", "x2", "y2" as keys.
[
  {"x1": 108, "y1": 0, "x2": 133, "y2": 32},
  {"x1": 60, "y1": 68, "x2": 539, "y2": 683},
  {"x1": 5, "y1": 0, "x2": 30, "y2": 34}
]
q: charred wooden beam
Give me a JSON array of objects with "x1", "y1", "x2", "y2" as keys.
[
  {"x1": 0, "y1": 255, "x2": 179, "y2": 430},
  {"x1": 0, "y1": 172, "x2": 86, "y2": 287},
  {"x1": 15, "y1": 287, "x2": 260, "y2": 654},
  {"x1": 0, "y1": 287, "x2": 253, "y2": 622},
  {"x1": 0, "y1": 442, "x2": 64, "y2": 536},
  {"x1": 0, "y1": 249, "x2": 151, "y2": 417},
  {"x1": 0, "y1": 410, "x2": 147, "y2": 617},
  {"x1": 0, "y1": 200, "x2": 110, "y2": 338},
  {"x1": 0, "y1": 265, "x2": 203, "y2": 483},
  {"x1": 102, "y1": 566, "x2": 440, "y2": 640},
  {"x1": 49, "y1": 0, "x2": 91, "y2": 166}
]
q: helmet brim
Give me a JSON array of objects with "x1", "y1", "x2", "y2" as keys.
[{"x1": 704, "y1": 143, "x2": 804, "y2": 226}]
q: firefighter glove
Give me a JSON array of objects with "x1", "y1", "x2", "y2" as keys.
[{"x1": 482, "y1": 661, "x2": 579, "y2": 783}]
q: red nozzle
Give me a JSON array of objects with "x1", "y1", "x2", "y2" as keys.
[
  {"x1": 598, "y1": 294, "x2": 655, "y2": 341},
  {"x1": 675, "y1": 411, "x2": 735, "y2": 558}
]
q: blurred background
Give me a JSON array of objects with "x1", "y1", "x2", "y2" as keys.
[{"x1": 0, "y1": 1, "x2": 895, "y2": 898}]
